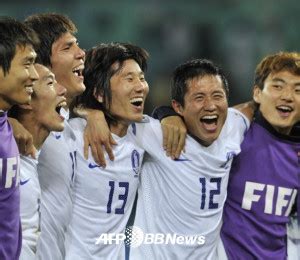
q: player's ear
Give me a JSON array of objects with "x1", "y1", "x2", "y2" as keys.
[
  {"x1": 93, "y1": 88, "x2": 103, "y2": 103},
  {"x1": 253, "y1": 85, "x2": 262, "y2": 104},
  {"x1": 171, "y1": 99, "x2": 184, "y2": 116}
]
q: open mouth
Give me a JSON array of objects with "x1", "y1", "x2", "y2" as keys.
[
  {"x1": 276, "y1": 105, "x2": 293, "y2": 117},
  {"x1": 130, "y1": 97, "x2": 143, "y2": 107},
  {"x1": 25, "y1": 85, "x2": 34, "y2": 95},
  {"x1": 200, "y1": 115, "x2": 218, "y2": 131},
  {"x1": 55, "y1": 100, "x2": 67, "y2": 115},
  {"x1": 200, "y1": 115, "x2": 218, "y2": 124},
  {"x1": 72, "y1": 65, "x2": 84, "y2": 78}
]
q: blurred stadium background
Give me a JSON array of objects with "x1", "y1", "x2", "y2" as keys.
[{"x1": 2, "y1": 0, "x2": 299, "y2": 114}]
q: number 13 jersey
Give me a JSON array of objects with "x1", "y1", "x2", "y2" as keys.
[{"x1": 64, "y1": 118, "x2": 145, "y2": 260}]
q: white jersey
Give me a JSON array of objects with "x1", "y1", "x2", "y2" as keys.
[
  {"x1": 19, "y1": 153, "x2": 41, "y2": 260},
  {"x1": 287, "y1": 215, "x2": 300, "y2": 260},
  {"x1": 64, "y1": 118, "x2": 144, "y2": 260},
  {"x1": 37, "y1": 109, "x2": 77, "y2": 260},
  {"x1": 130, "y1": 108, "x2": 249, "y2": 260}
]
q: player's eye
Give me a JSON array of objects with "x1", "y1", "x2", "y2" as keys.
[
  {"x1": 47, "y1": 80, "x2": 54, "y2": 86},
  {"x1": 195, "y1": 95, "x2": 204, "y2": 101},
  {"x1": 213, "y1": 94, "x2": 224, "y2": 100},
  {"x1": 272, "y1": 84, "x2": 282, "y2": 90},
  {"x1": 63, "y1": 44, "x2": 72, "y2": 51}
]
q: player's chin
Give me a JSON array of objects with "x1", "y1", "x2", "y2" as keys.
[
  {"x1": 19, "y1": 93, "x2": 32, "y2": 105},
  {"x1": 50, "y1": 123, "x2": 65, "y2": 132},
  {"x1": 198, "y1": 127, "x2": 221, "y2": 145},
  {"x1": 47, "y1": 117, "x2": 65, "y2": 132},
  {"x1": 130, "y1": 113, "x2": 144, "y2": 123},
  {"x1": 76, "y1": 83, "x2": 86, "y2": 94},
  {"x1": 273, "y1": 114, "x2": 296, "y2": 126},
  {"x1": 71, "y1": 80, "x2": 86, "y2": 94},
  {"x1": 274, "y1": 121, "x2": 295, "y2": 133}
]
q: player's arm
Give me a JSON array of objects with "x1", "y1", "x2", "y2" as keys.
[
  {"x1": 152, "y1": 106, "x2": 186, "y2": 159},
  {"x1": 233, "y1": 101, "x2": 256, "y2": 121},
  {"x1": 73, "y1": 106, "x2": 116, "y2": 168},
  {"x1": 8, "y1": 117, "x2": 36, "y2": 158}
]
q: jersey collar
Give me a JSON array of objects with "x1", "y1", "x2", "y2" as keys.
[{"x1": 254, "y1": 110, "x2": 300, "y2": 142}]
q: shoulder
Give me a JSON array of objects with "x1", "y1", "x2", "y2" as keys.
[
  {"x1": 130, "y1": 116, "x2": 162, "y2": 144},
  {"x1": 225, "y1": 108, "x2": 250, "y2": 130},
  {"x1": 20, "y1": 155, "x2": 38, "y2": 182},
  {"x1": 20, "y1": 155, "x2": 38, "y2": 168},
  {"x1": 134, "y1": 115, "x2": 161, "y2": 132},
  {"x1": 217, "y1": 108, "x2": 250, "y2": 145},
  {"x1": 68, "y1": 117, "x2": 86, "y2": 133},
  {"x1": 55, "y1": 117, "x2": 85, "y2": 144}
]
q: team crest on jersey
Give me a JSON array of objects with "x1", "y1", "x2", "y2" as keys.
[
  {"x1": 220, "y1": 151, "x2": 236, "y2": 169},
  {"x1": 131, "y1": 150, "x2": 140, "y2": 177}
]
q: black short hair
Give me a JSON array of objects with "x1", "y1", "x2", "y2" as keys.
[
  {"x1": 73, "y1": 42, "x2": 149, "y2": 124},
  {"x1": 171, "y1": 59, "x2": 229, "y2": 106},
  {"x1": 24, "y1": 13, "x2": 77, "y2": 67},
  {"x1": 0, "y1": 17, "x2": 37, "y2": 75}
]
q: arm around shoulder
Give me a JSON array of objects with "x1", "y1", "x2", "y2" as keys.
[
  {"x1": 73, "y1": 106, "x2": 116, "y2": 167},
  {"x1": 8, "y1": 117, "x2": 36, "y2": 158},
  {"x1": 233, "y1": 101, "x2": 256, "y2": 121}
]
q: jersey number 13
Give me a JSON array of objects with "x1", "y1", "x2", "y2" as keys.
[{"x1": 107, "y1": 181, "x2": 129, "y2": 214}]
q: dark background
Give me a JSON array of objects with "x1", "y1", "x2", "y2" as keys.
[{"x1": 2, "y1": 0, "x2": 300, "y2": 114}]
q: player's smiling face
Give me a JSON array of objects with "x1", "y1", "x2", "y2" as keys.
[
  {"x1": 30, "y1": 64, "x2": 67, "y2": 132},
  {"x1": 50, "y1": 32, "x2": 85, "y2": 105},
  {"x1": 0, "y1": 45, "x2": 39, "y2": 110},
  {"x1": 174, "y1": 74, "x2": 228, "y2": 146},
  {"x1": 254, "y1": 70, "x2": 300, "y2": 135},
  {"x1": 108, "y1": 59, "x2": 149, "y2": 130}
]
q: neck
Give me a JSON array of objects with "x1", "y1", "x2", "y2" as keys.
[
  {"x1": 110, "y1": 121, "x2": 129, "y2": 137},
  {"x1": 0, "y1": 99, "x2": 11, "y2": 111},
  {"x1": 189, "y1": 132, "x2": 213, "y2": 147},
  {"x1": 66, "y1": 96, "x2": 73, "y2": 109},
  {"x1": 272, "y1": 125, "x2": 292, "y2": 135},
  {"x1": 254, "y1": 111, "x2": 300, "y2": 142},
  {"x1": 19, "y1": 114, "x2": 50, "y2": 150}
]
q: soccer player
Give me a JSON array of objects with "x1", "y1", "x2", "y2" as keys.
[
  {"x1": 64, "y1": 42, "x2": 149, "y2": 259},
  {"x1": 23, "y1": 13, "x2": 86, "y2": 259},
  {"x1": 8, "y1": 64, "x2": 66, "y2": 259},
  {"x1": 24, "y1": 13, "x2": 115, "y2": 259},
  {"x1": 156, "y1": 53, "x2": 300, "y2": 259},
  {"x1": 0, "y1": 17, "x2": 38, "y2": 260},
  {"x1": 129, "y1": 59, "x2": 250, "y2": 259},
  {"x1": 220, "y1": 52, "x2": 300, "y2": 259}
]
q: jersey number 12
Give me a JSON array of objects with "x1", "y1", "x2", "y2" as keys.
[{"x1": 199, "y1": 177, "x2": 222, "y2": 209}]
